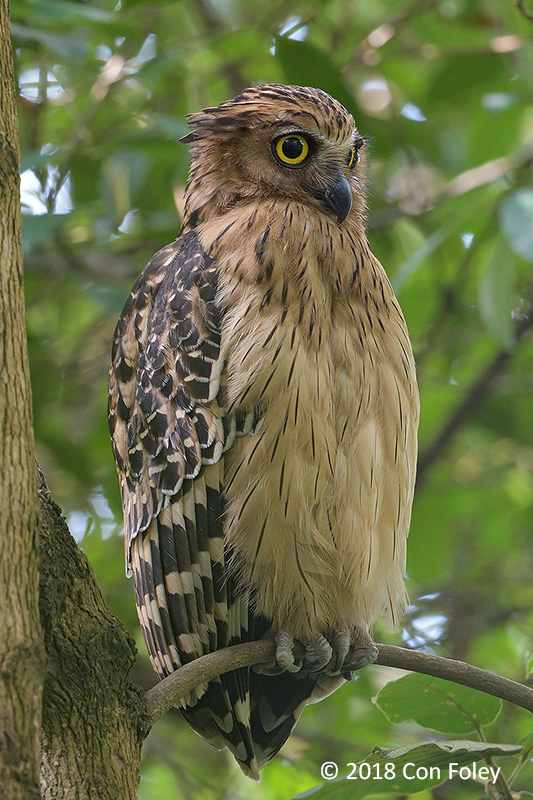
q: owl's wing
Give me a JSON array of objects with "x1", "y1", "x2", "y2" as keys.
[{"x1": 108, "y1": 231, "x2": 259, "y2": 776}]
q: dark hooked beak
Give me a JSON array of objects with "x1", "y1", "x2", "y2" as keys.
[{"x1": 313, "y1": 173, "x2": 352, "y2": 223}]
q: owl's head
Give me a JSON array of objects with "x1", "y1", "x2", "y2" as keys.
[{"x1": 181, "y1": 84, "x2": 369, "y2": 228}]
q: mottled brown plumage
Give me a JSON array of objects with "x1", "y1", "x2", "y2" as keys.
[{"x1": 108, "y1": 84, "x2": 419, "y2": 779}]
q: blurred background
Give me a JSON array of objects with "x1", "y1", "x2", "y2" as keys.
[{"x1": 11, "y1": 0, "x2": 533, "y2": 797}]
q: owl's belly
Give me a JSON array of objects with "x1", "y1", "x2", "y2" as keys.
[{"x1": 222, "y1": 333, "x2": 413, "y2": 639}]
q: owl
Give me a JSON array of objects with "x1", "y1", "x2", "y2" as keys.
[{"x1": 108, "y1": 84, "x2": 419, "y2": 780}]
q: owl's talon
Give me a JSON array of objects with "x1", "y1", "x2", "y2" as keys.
[
  {"x1": 275, "y1": 630, "x2": 302, "y2": 673},
  {"x1": 325, "y1": 630, "x2": 351, "y2": 675},
  {"x1": 341, "y1": 629, "x2": 378, "y2": 678},
  {"x1": 348, "y1": 642, "x2": 379, "y2": 670},
  {"x1": 303, "y1": 634, "x2": 333, "y2": 672}
]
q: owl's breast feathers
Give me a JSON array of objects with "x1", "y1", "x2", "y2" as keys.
[{"x1": 199, "y1": 202, "x2": 419, "y2": 635}]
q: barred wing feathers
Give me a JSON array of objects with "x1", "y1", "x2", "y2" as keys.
[{"x1": 108, "y1": 231, "x2": 328, "y2": 779}]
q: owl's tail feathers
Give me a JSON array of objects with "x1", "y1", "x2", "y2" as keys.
[
  {"x1": 180, "y1": 662, "x2": 344, "y2": 780},
  {"x1": 181, "y1": 672, "x2": 261, "y2": 781},
  {"x1": 248, "y1": 670, "x2": 345, "y2": 772},
  {"x1": 129, "y1": 504, "x2": 261, "y2": 778}
]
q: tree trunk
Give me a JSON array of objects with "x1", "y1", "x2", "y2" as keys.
[
  {"x1": 0, "y1": 1, "x2": 45, "y2": 797},
  {"x1": 38, "y1": 474, "x2": 145, "y2": 800},
  {"x1": 0, "y1": 4, "x2": 147, "y2": 796}
]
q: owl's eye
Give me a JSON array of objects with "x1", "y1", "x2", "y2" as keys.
[
  {"x1": 273, "y1": 134, "x2": 310, "y2": 167},
  {"x1": 347, "y1": 145, "x2": 360, "y2": 169}
]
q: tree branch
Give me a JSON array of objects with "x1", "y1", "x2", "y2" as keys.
[
  {"x1": 375, "y1": 644, "x2": 533, "y2": 712},
  {"x1": 192, "y1": 0, "x2": 247, "y2": 95},
  {"x1": 144, "y1": 640, "x2": 533, "y2": 728},
  {"x1": 417, "y1": 300, "x2": 533, "y2": 482},
  {"x1": 516, "y1": 0, "x2": 533, "y2": 21}
]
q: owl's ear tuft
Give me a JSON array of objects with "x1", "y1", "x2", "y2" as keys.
[
  {"x1": 180, "y1": 110, "x2": 250, "y2": 143},
  {"x1": 179, "y1": 131, "x2": 199, "y2": 144},
  {"x1": 179, "y1": 112, "x2": 216, "y2": 144}
]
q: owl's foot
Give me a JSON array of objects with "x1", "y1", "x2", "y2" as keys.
[
  {"x1": 275, "y1": 629, "x2": 302, "y2": 673},
  {"x1": 275, "y1": 631, "x2": 337, "y2": 673},
  {"x1": 253, "y1": 629, "x2": 302, "y2": 675},
  {"x1": 340, "y1": 627, "x2": 378, "y2": 680},
  {"x1": 304, "y1": 629, "x2": 377, "y2": 676},
  {"x1": 253, "y1": 626, "x2": 378, "y2": 677},
  {"x1": 258, "y1": 630, "x2": 333, "y2": 674}
]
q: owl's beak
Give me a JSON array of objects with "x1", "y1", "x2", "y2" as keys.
[{"x1": 313, "y1": 174, "x2": 352, "y2": 223}]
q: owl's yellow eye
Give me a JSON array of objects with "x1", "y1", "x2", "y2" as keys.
[
  {"x1": 274, "y1": 134, "x2": 310, "y2": 167},
  {"x1": 348, "y1": 146, "x2": 359, "y2": 168}
]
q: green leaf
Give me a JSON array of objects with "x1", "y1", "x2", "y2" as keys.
[
  {"x1": 478, "y1": 236, "x2": 516, "y2": 350},
  {"x1": 293, "y1": 741, "x2": 521, "y2": 799},
  {"x1": 11, "y1": 23, "x2": 87, "y2": 59},
  {"x1": 274, "y1": 37, "x2": 356, "y2": 115},
  {"x1": 392, "y1": 224, "x2": 450, "y2": 294},
  {"x1": 499, "y1": 188, "x2": 533, "y2": 261},
  {"x1": 21, "y1": 0, "x2": 115, "y2": 26},
  {"x1": 526, "y1": 652, "x2": 533, "y2": 682},
  {"x1": 375, "y1": 673, "x2": 501, "y2": 733},
  {"x1": 21, "y1": 213, "x2": 68, "y2": 255}
]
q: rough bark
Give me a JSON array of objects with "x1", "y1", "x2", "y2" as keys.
[
  {"x1": 1, "y1": 4, "x2": 146, "y2": 796},
  {"x1": 0, "y1": 1, "x2": 45, "y2": 797},
  {"x1": 38, "y1": 474, "x2": 146, "y2": 800}
]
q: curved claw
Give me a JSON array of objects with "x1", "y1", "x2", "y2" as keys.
[{"x1": 326, "y1": 630, "x2": 351, "y2": 675}]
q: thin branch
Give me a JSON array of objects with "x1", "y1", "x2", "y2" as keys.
[
  {"x1": 192, "y1": 0, "x2": 247, "y2": 95},
  {"x1": 485, "y1": 755, "x2": 513, "y2": 800},
  {"x1": 376, "y1": 645, "x2": 533, "y2": 712},
  {"x1": 144, "y1": 640, "x2": 533, "y2": 729},
  {"x1": 417, "y1": 304, "x2": 533, "y2": 482},
  {"x1": 368, "y1": 146, "x2": 533, "y2": 230},
  {"x1": 516, "y1": 0, "x2": 533, "y2": 21}
]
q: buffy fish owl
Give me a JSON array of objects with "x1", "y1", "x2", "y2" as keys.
[{"x1": 108, "y1": 84, "x2": 419, "y2": 779}]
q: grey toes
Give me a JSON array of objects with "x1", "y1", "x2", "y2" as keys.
[
  {"x1": 252, "y1": 630, "x2": 300, "y2": 675},
  {"x1": 253, "y1": 627, "x2": 378, "y2": 678},
  {"x1": 304, "y1": 629, "x2": 376, "y2": 677},
  {"x1": 342, "y1": 640, "x2": 378, "y2": 679},
  {"x1": 304, "y1": 634, "x2": 333, "y2": 672},
  {"x1": 275, "y1": 629, "x2": 302, "y2": 673},
  {"x1": 326, "y1": 630, "x2": 351, "y2": 675}
]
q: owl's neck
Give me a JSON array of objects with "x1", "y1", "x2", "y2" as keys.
[{"x1": 181, "y1": 163, "x2": 258, "y2": 234}]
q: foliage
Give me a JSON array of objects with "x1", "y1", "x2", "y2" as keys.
[{"x1": 11, "y1": 0, "x2": 533, "y2": 797}]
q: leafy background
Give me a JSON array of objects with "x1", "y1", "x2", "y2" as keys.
[{"x1": 11, "y1": 0, "x2": 533, "y2": 797}]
